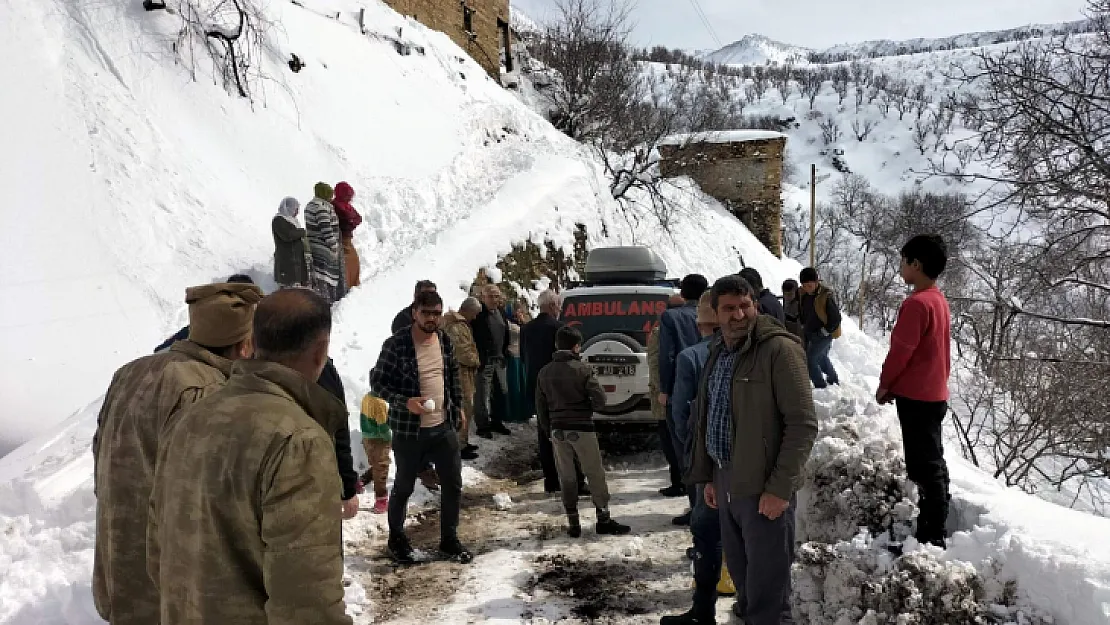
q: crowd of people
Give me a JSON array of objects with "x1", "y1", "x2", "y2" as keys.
[{"x1": 91, "y1": 214, "x2": 952, "y2": 625}]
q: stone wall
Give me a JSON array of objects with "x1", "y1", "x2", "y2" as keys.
[
  {"x1": 383, "y1": 0, "x2": 510, "y2": 81},
  {"x1": 658, "y1": 137, "x2": 786, "y2": 256}
]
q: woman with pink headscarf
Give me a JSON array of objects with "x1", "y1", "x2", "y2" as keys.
[{"x1": 332, "y1": 181, "x2": 363, "y2": 289}]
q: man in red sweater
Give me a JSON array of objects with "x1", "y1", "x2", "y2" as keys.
[{"x1": 877, "y1": 234, "x2": 952, "y2": 548}]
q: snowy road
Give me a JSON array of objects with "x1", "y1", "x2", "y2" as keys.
[{"x1": 342, "y1": 425, "x2": 739, "y2": 624}]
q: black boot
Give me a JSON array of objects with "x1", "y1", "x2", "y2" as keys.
[
  {"x1": 491, "y1": 422, "x2": 512, "y2": 435},
  {"x1": 659, "y1": 483, "x2": 687, "y2": 498},
  {"x1": 567, "y1": 512, "x2": 582, "y2": 538},
  {"x1": 388, "y1": 533, "x2": 416, "y2": 564},
  {"x1": 595, "y1": 510, "x2": 631, "y2": 535},
  {"x1": 672, "y1": 510, "x2": 691, "y2": 526},
  {"x1": 660, "y1": 608, "x2": 716, "y2": 624},
  {"x1": 439, "y1": 537, "x2": 473, "y2": 564}
]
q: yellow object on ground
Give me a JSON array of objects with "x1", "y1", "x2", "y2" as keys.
[{"x1": 717, "y1": 562, "x2": 736, "y2": 596}]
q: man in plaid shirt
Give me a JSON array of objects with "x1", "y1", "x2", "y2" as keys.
[{"x1": 369, "y1": 290, "x2": 471, "y2": 564}]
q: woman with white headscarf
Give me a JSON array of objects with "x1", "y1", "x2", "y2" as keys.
[{"x1": 272, "y1": 197, "x2": 314, "y2": 288}]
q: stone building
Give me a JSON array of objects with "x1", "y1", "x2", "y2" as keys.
[
  {"x1": 383, "y1": 0, "x2": 512, "y2": 81},
  {"x1": 657, "y1": 131, "x2": 788, "y2": 256}
]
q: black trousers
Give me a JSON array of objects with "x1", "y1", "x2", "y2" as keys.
[
  {"x1": 388, "y1": 424, "x2": 463, "y2": 542},
  {"x1": 659, "y1": 406, "x2": 683, "y2": 487},
  {"x1": 896, "y1": 397, "x2": 951, "y2": 545}
]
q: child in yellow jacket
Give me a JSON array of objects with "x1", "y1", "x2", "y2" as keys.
[{"x1": 360, "y1": 394, "x2": 392, "y2": 514}]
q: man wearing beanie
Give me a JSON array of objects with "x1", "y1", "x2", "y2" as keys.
[
  {"x1": 306, "y1": 182, "x2": 345, "y2": 304},
  {"x1": 149, "y1": 288, "x2": 352, "y2": 624},
  {"x1": 92, "y1": 281, "x2": 262, "y2": 625}
]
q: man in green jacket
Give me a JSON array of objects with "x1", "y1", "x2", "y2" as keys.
[
  {"x1": 93, "y1": 281, "x2": 261, "y2": 625},
  {"x1": 148, "y1": 288, "x2": 352, "y2": 625},
  {"x1": 685, "y1": 275, "x2": 818, "y2": 625}
]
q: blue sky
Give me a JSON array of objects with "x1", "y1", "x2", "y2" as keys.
[{"x1": 511, "y1": 0, "x2": 1091, "y2": 51}]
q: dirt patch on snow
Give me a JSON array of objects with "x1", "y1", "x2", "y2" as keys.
[{"x1": 525, "y1": 554, "x2": 659, "y2": 621}]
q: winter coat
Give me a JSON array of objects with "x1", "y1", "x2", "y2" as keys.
[
  {"x1": 305, "y1": 197, "x2": 342, "y2": 288},
  {"x1": 442, "y1": 312, "x2": 481, "y2": 371},
  {"x1": 317, "y1": 358, "x2": 359, "y2": 501},
  {"x1": 757, "y1": 289, "x2": 786, "y2": 324},
  {"x1": 647, "y1": 325, "x2": 665, "y2": 421},
  {"x1": 535, "y1": 351, "x2": 607, "y2": 433},
  {"x1": 659, "y1": 301, "x2": 700, "y2": 395},
  {"x1": 671, "y1": 336, "x2": 713, "y2": 467},
  {"x1": 148, "y1": 359, "x2": 351, "y2": 625},
  {"x1": 368, "y1": 328, "x2": 464, "y2": 441},
  {"x1": 360, "y1": 394, "x2": 392, "y2": 442},
  {"x1": 520, "y1": 313, "x2": 563, "y2": 418},
  {"x1": 471, "y1": 302, "x2": 511, "y2": 366},
  {"x1": 782, "y1": 296, "x2": 804, "y2": 339},
  {"x1": 800, "y1": 283, "x2": 843, "y2": 338},
  {"x1": 332, "y1": 182, "x2": 363, "y2": 238},
  {"x1": 92, "y1": 341, "x2": 233, "y2": 625},
  {"x1": 879, "y1": 286, "x2": 951, "y2": 402},
  {"x1": 273, "y1": 216, "x2": 313, "y2": 287},
  {"x1": 687, "y1": 316, "x2": 818, "y2": 502}
]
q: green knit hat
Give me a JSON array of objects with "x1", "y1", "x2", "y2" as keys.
[{"x1": 314, "y1": 182, "x2": 334, "y2": 201}]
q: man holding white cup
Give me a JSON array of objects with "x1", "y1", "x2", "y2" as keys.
[{"x1": 369, "y1": 289, "x2": 471, "y2": 565}]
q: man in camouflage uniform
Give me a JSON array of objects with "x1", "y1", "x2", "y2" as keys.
[
  {"x1": 148, "y1": 288, "x2": 352, "y2": 625},
  {"x1": 647, "y1": 324, "x2": 665, "y2": 424},
  {"x1": 442, "y1": 297, "x2": 482, "y2": 460},
  {"x1": 93, "y1": 281, "x2": 262, "y2": 625}
]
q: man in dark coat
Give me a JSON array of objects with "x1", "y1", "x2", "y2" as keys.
[
  {"x1": 391, "y1": 280, "x2": 438, "y2": 334},
  {"x1": 317, "y1": 358, "x2": 361, "y2": 519},
  {"x1": 521, "y1": 289, "x2": 583, "y2": 492},
  {"x1": 470, "y1": 284, "x2": 513, "y2": 438},
  {"x1": 740, "y1": 267, "x2": 785, "y2": 324},
  {"x1": 657, "y1": 274, "x2": 708, "y2": 498}
]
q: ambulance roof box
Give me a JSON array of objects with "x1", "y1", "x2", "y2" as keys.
[{"x1": 583, "y1": 246, "x2": 669, "y2": 285}]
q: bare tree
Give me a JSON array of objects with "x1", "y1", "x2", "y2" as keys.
[
  {"x1": 912, "y1": 116, "x2": 932, "y2": 154},
  {"x1": 819, "y1": 117, "x2": 843, "y2": 145},
  {"x1": 850, "y1": 115, "x2": 879, "y2": 141},
  {"x1": 531, "y1": 0, "x2": 741, "y2": 230},
  {"x1": 854, "y1": 83, "x2": 867, "y2": 110},
  {"x1": 772, "y1": 66, "x2": 793, "y2": 104},
  {"x1": 799, "y1": 69, "x2": 824, "y2": 109},
  {"x1": 890, "y1": 79, "x2": 913, "y2": 120},
  {"x1": 176, "y1": 0, "x2": 273, "y2": 100},
  {"x1": 945, "y1": 0, "x2": 1110, "y2": 328},
  {"x1": 751, "y1": 66, "x2": 769, "y2": 100}
]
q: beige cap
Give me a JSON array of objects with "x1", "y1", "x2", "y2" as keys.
[{"x1": 186, "y1": 282, "x2": 264, "y2": 347}]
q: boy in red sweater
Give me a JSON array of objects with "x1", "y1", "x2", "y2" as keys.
[{"x1": 877, "y1": 234, "x2": 951, "y2": 547}]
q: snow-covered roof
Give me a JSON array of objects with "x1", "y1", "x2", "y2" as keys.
[{"x1": 657, "y1": 130, "x2": 787, "y2": 147}]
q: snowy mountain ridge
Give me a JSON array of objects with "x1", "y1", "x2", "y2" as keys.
[{"x1": 700, "y1": 17, "x2": 1096, "y2": 65}]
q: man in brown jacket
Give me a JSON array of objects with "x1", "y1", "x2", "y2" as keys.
[
  {"x1": 92, "y1": 281, "x2": 261, "y2": 625},
  {"x1": 442, "y1": 297, "x2": 482, "y2": 460},
  {"x1": 148, "y1": 288, "x2": 352, "y2": 625},
  {"x1": 685, "y1": 275, "x2": 818, "y2": 625}
]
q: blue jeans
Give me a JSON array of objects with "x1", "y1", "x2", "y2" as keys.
[
  {"x1": 689, "y1": 484, "x2": 724, "y2": 616},
  {"x1": 805, "y1": 333, "x2": 839, "y2": 388}
]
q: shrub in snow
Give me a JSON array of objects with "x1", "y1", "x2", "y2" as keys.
[
  {"x1": 800, "y1": 414, "x2": 917, "y2": 545},
  {"x1": 793, "y1": 533, "x2": 1052, "y2": 625}
]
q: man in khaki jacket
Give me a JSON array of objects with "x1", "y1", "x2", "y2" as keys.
[
  {"x1": 686, "y1": 275, "x2": 818, "y2": 625},
  {"x1": 148, "y1": 288, "x2": 352, "y2": 625},
  {"x1": 442, "y1": 297, "x2": 482, "y2": 460},
  {"x1": 92, "y1": 281, "x2": 261, "y2": 625}
]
